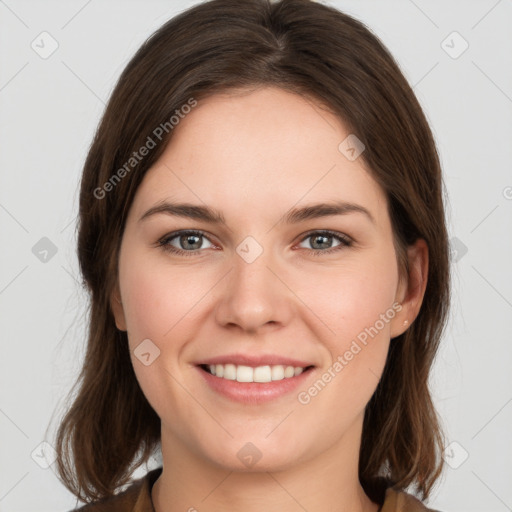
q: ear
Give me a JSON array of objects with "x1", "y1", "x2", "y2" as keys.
[
  {"x1": 390, "y1": 238, "x2": 429, "y2": 339},
  {"x1": 110, "y1": 282, "x2": 127, "y2": 332}
]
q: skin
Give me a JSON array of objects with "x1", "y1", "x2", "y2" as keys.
[{"x1": 110, "y1": 86, "x2": 428, "y2": 512}]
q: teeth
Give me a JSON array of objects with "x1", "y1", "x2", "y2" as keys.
[
  {"x1": 271, "y1": 365, "x2": 285, "y2": 380},
  {"x1": 253, "y1": 365, "x2": 271, "y2": 382},
  {"x1": 284, "y1": 366, "x2": 295, "y2": 378},
  {"x1": 204, "y1": 363, "x2": 307, "y2": 382}
]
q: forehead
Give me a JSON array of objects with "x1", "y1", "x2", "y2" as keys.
[{"x1": 129, "y1": 87, "x2": 387, "y2": 226}]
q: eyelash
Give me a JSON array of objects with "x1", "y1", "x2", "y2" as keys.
[{"x1": 156, "y1": 229, "x2": 353, "y2": 257}]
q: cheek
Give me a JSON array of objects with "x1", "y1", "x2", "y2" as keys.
[
  {"x1": 119, "y1": 255, "x2": 215, "y2": 401},
  {"x1": 297, "y1": 247, "x2": 398, "y2": 401},
  {"x1": 119, "y1": 258, "x2": 208, "y2": 417},
  {"x1": 301, "y1": 250, "x2": 399, "y2": 344},
  {"x1": 120, "y1": 256, "x2": 208, "y2": 345}
]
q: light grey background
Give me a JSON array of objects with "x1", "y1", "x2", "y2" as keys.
[{"x1": 1, "y1": 0, "x2": 511, "y2": 511}]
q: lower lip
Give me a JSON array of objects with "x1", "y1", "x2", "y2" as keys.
[{"x1": 196, "y1": 366, "x2": 315, "y2": 404}]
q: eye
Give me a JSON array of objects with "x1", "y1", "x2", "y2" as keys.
[
  {"x1": 157, "y1": 230, "x2": 215, "y2": 256},
  {"x1": 157, "y1": 229, "x2": 353, "y2": 257},
  {"x1": 297, "y1": 230, "x2": 353, "y2": 256}
]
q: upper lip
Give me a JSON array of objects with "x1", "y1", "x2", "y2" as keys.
[{"x1": 196, "y1": 354, "x2": 315, "y2": 368}]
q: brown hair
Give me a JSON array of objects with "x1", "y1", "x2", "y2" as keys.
[{"x1": 53, "y1": 0, "x2": 450, "y2": 504}]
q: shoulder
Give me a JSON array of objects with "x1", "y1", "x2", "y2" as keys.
[
  {"x1": 382, "y1": 487, "x2": 443, "y2": 512},
  {"x1": 69, "y1": 467, "x2": 163, "y2": 512}
]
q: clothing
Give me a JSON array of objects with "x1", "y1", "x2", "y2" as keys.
[{"x1": 70, "y1": 466, "x2": 442, "y2": 512}]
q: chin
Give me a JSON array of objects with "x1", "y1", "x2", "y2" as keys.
[{"x1": 194, "y1": 435, "x2": 310, "y2": 473}]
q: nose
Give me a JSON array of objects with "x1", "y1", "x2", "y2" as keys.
[{"x1": 214, "y1": 244, "x2": 294, "y2": 334}]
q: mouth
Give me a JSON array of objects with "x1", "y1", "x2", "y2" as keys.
[
  {"x1": 194, "y1": 354, "x2": 317, "y2": 403},
  {"x1": 198, "y1": 363, "x2": 315, "y2": 383}
]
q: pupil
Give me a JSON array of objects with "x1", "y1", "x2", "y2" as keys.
[
  {"x1": 182, "y1": 234, "x2": 201, "y2": 250},
  {"x1": 313, "y1": 234, "x2": 330, "y2": 249}
]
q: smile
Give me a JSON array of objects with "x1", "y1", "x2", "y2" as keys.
[
  {"x1": 200, "y1": 363, "x2": 313, "y2": 383},
  {"x1": 196, "y1": 363, "x2": 316, "y2": 404}
]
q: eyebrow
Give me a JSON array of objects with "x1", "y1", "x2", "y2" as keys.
[{"x1": 138, "y1": 200, "x2": 375, "y2": 225}]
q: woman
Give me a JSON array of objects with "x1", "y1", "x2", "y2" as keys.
[{"x1": 54, "y1": 0, "x2": 450, "y2": 511}]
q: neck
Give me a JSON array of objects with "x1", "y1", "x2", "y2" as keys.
[{"x1": 151, "y1": 417, "x2": 380, "y2": 512}]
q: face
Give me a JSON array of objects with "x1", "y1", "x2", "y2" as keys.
[{"x1": 111, "y1": 86, "x2": 424, "y2": 472}]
